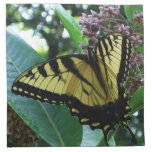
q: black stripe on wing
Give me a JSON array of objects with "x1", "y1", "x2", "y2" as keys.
[
  {"x1": 101, "y1": 38, "x2": 111, "y2": 63},
  {"x1": 60, "y1": 56, "x2": 102, "y2": 98},
  {"x1": 61, "y1": 57, "x2": 93, "y2": 87},
  {"x1": 12, "y1": 81, "x2": 68, "y2": 104},
  {"x1": 96, "y1": 38, "x2": 109, "y2": 82},
  {"x1": 117, "y1": 36, "x2": 131, "y2": 83},
  {"x1": 49, "y1": 59, "x2": 60, "y2": 76},
  {"x1": 87, "y1": 49, "x2": 108, "y2": 96},
  {"x1": 37, "y1": 64, "x2": 47, "y2": 77}
]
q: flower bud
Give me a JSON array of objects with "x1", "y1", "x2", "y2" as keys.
[
  {"x1": 82, "y1": 13, "x2": 87, "y2": 18},
  {"x1": 82, "y1": 28, "x2": 88, "y2": 35},
  {"x1": 80, "y1": 42, "x2": 88, "y2": 49},
  {"x1": 91, "y1": 10, "x2": 98, "y2": 17},
  {"x1": 89, "y1": 37, "x2": 98, "y2": 45},
  {"x1": 91, "y1": 23, "x2": 100, "y2": 32}
]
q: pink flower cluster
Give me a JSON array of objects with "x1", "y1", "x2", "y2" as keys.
[{"x1": 134, "y1": 11, "x2": 143, "y2": 23}]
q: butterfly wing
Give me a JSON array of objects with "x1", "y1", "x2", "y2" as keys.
[{"x1": 12, "y1": 32, "x2": 136, "y2": 146}]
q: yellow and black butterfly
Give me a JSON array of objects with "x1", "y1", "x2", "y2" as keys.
[{"x1": 12, "y1": 32, "x2": 137, "y2": 146}]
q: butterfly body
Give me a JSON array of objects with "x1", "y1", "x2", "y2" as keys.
[{"x1": 12, "y1": 32, "x2": 137, "y2": 146}]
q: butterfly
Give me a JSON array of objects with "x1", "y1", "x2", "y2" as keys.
[{"x1": 12, "y1": 32, "x2": 137, "y2": 146}]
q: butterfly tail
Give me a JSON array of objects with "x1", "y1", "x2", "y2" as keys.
[
  {"x1": 103, "y1": 131, "x2": 109, "y2": 146},
  {"x1": 121, "y1": 121, "x2": 137, "y2": 146}
]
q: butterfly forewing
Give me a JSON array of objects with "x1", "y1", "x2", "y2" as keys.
[
  {"x1": 12, "y1": 54, "x2": 107, "y2": 106},
  {"x1": 96, "y1": 33, "x2": 131, "y2": 102}
]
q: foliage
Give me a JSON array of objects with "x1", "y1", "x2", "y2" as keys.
[{"x1": 6, "y1": 4, "x2": 98, "y2": 59}]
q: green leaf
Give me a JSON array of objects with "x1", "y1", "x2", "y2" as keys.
[
  {"x1": 54, "y1": 4, "x2": 88, "y2": 51},
  {"x1": 130, "y1": 86, "x2": 144, "y2": 114},
  {"x1": 7, "y1": 30, "x2": 82, "y2": 146},
  {"x1": 108, "y1": 136, "x2": 116, "y2": 146},
  {"x1": 124, "y1": 5, "x2": 143, "y2": 22},
  {"x1": 81, "y1": 126, "x2": 116, "y2": 147},
  {"x1": 81, "y1": 126, "x2": 103, "y2": 146},
  {"x1": 138, "y1": 46, "x2": 144, "y2": 55}
]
